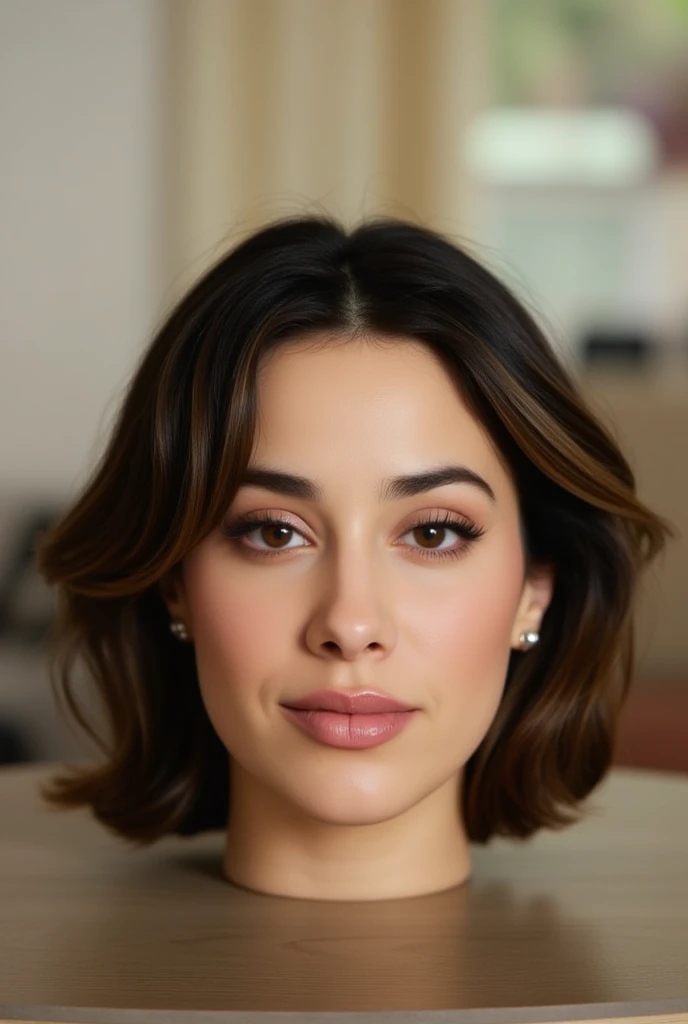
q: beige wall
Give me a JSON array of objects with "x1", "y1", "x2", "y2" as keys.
[{"x1": 0, "y1": 0, "x2": 167, "y2": 501}]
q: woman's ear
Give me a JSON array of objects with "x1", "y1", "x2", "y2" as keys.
[
  {"x1": 158, "y1": 566, "x2": 192, "y2": 636},
  {"x1": 510, "y1": 562, "x2": 555, "y2": 650}
]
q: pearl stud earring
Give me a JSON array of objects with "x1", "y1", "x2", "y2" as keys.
[
  {"x1": 518, "y1": 631, "x2": 540, "y2": 650},
  {"x1": 169, "y1": 620, "x2": 189, "y2": 642}
]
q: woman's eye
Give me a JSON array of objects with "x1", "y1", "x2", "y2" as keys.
[
  {"x1": 220, "y1": 515, "x2": 307, "y2": 555},
  {"x1": 222, "y1": 513, "x2": 484, "y2": 562},
  {"x1": 400, "y1": 515, "x2": 485, "y2": 560},
  {"x1": 241, "y1": 521, "x2": 307, "y2": 552}
]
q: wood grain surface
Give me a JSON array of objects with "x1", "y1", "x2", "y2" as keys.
[{"x1": 0, "y1": 762, "x2": 686, "y2": 1023}]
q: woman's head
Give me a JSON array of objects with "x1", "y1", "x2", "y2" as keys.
[{"x1": 37, "y1": 215, "x2": 672, "y2": 859}]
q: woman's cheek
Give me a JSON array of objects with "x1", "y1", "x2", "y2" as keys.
[
  {"x1": 181, "y1": 550, "x2": 271, "y2": 686},
  {"x1": 423, "y1": 533, "x2": 522, "y2": 651},
  {"x1": 416, "y1": 544, "x2": 523, "y2": 732}
]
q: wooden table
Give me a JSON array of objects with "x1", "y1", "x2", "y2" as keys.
[{"x1": 1, "y1": 762, "x2": 687, "y2": 1024}]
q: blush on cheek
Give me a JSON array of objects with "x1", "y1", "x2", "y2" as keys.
[
  {"x1": 422, "y1": 537, "x2": 523, "y2": 658},
  {"x1": 183, "y1": 551, "x2": 294, "y2": 707},
  {"x1": 192, "y1": 593, "x2": 269, "y2": 689},
  {"x1": 185, "y1": 588, "x2": 269, "y2": 755},
  {"x1": 415, "y1": 546, "x2": 523, "y2": 752}
]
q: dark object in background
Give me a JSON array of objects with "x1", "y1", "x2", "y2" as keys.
[
  {"x1": 0, "y1": 507, "x2": 58, "y2": 764},
  {"x1": 0, "y1": 720, "x2": 32, "y2": 765},
  {"x1": 0, "y1": 507, "x2": 59, "y2": 645},
  {"x1": 581, "y1": 329, "x2": 658, "y2": 368}
]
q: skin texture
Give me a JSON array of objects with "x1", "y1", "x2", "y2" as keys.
[{"x1": 161, "y1": 334, "x2": 554, "y2": 901}]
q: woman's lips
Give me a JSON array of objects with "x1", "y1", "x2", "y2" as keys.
[
  {"x1": 281, "y1": 689, "x2": 416, "y2": 714},
  {"x1": 280, "y1": 706, "x2": 418, "y2": 749}
]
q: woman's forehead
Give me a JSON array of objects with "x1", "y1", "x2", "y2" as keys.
[
  {"x1": 255, "y1": 335, "x2": 474, "y2": 424},
  {"x1": 248, "y1": 338, "x2": 513, "y2": 503}
]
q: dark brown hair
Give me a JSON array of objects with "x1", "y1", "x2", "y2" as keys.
[{"x1": 36, "y1": 214, "x2": 673, "y2": 846}]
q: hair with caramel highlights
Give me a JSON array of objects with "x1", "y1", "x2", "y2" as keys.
[{"x1": 36, "y1": 215, "x2": 673, "y2": 845}]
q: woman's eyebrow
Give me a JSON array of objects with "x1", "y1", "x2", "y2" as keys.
[{"x1": 238, "y1": 465, "x2": 496, "y2": 503}]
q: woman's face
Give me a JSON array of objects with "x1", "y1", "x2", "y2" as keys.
[{"x1": 163, "y1": 334, "x2": 553, "y2": 830}]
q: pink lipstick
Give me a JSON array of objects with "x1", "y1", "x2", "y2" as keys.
[{"x1": 280, "y1": 689, "x2": 418, "y2": 749}]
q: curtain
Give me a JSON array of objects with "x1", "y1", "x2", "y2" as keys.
[{"x1": 164, "y1": 0, "x2": 490, "y2": 292}]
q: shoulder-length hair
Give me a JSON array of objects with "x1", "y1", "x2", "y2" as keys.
[{"x1": 36, "y1": 215, "x2": 673, "y2": 845}]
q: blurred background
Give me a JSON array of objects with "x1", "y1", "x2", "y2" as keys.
[{"x1": 1, "y1": 0, "x2": 686, "y2": 772}]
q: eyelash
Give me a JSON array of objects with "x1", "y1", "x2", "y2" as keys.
[{"x1": 221, "y1": 511, "x2": 485, "y2": 562}]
